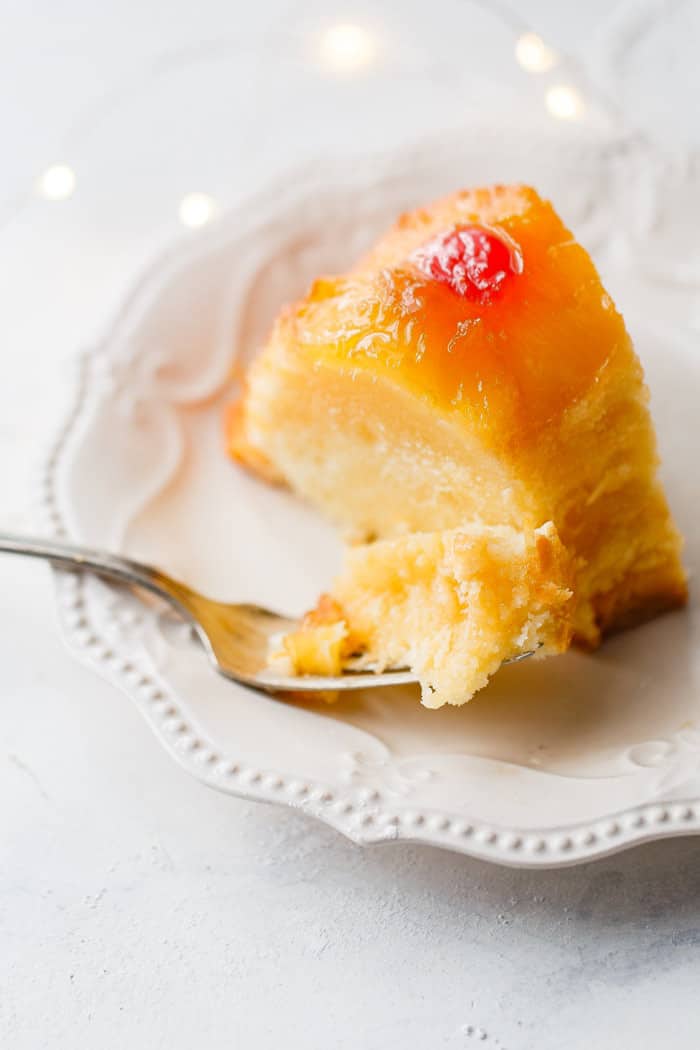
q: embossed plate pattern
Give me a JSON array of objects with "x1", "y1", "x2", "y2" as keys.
[{"x1": 40, "y1": 139, "x2": 700, "y2": 867}]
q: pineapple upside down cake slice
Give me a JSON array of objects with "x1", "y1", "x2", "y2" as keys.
[{"x1": 226, "y1": 184, "x2": 686, "y2": 707}]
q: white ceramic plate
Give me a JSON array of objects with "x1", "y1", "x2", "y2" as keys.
[{"x1": 39, "y1": 134, "x2": 700, "y2": 868}]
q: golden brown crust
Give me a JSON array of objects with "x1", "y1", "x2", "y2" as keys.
[
  {"x1": 299, "y1": 593, "x2": 346, "y2": 629},
  {"x1": 224, "y1": 396, "x2": 286, "y2": 485},
  {"x1": 589, "y1": 573, "x2": 688, "y2": 644}
]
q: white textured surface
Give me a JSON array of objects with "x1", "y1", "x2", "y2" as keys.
[{"x1": 2, "y1": 1, "x2": 700, "y2": 1047}]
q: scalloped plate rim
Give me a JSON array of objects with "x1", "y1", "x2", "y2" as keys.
[{"x1": 37, "y1": 147, "x2": 700, "y2": 869}]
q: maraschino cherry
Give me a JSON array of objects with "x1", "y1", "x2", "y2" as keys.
[{"x1": 412, "y1": 225, "x2": 523, "y2": 302}]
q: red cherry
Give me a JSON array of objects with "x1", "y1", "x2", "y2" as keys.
[{"x1": 411, "y1": 225, "x2": 523, "y2": 302}]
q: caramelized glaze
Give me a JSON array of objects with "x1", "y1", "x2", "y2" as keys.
[{"x1": 283, "y1": 186, "x2": 626, "y2": 447}]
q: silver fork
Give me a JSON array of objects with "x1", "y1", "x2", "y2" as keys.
[{"x1": 0, "y1": 532, "x2": 533, "y2": 693}]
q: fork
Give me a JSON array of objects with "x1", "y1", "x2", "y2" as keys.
[{"x1": 0, "y1": 532, "x2": 533, "y2": 693}]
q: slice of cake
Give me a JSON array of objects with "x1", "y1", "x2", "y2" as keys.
[
  {"x1": 227, "y1": 184, "x2": 686, "y2": 705},
  {"x1": 281, "y1": 523, "x2": 573, "y2": 707}
]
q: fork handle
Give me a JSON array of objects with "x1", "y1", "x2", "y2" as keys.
[{"x1": 0, "y1": 531, "x2": 193, "y2": 614}]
